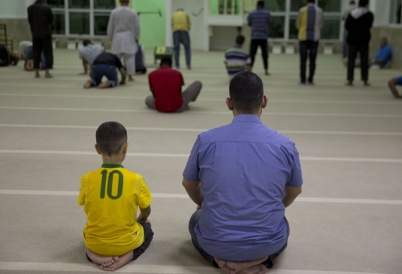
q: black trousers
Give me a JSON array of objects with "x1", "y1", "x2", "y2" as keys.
[
  {"x1": 249, "y1": 39, "x2": 269, "y2": 70},
  {"x1": 299, "y1": 41, "x2": 318, "y2": 83},
  {"x1": 33, "y1": 37, "x2": 53, "y2": 70},
  {"x1": 347, "y1": 44, "x2": 369, "y2": 82}
]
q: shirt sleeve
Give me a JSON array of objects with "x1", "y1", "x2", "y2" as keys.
[
  {"x1": 183, "y1": 136, "x2": 202, "y2": 182},
  {"x1": 138, "y1": 177, "x2": 152, "y2": 209},
  {"x1": 78, "y1": 173, "x2": 89, "y2": 206},
  {"x1": 285, "y1": 145, "x2": 303, "y2": 188}
]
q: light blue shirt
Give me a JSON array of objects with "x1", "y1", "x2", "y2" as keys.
[{"x1": 183, "y1": 114, "x2": 303, "y2": 260}]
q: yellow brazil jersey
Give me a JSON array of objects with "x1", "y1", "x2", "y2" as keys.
[
  {"x1": 172, "y1": 10, "x2": 190, "y2": 32},
  {"x1": 78, "y1": 164, "x2": 152, "y2": 256}
]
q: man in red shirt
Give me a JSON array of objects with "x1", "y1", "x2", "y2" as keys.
[{"x1": 146, "y1": 57, "x2": 202, "y2": 112}]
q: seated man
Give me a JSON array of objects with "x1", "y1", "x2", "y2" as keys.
[
  {"x1": 0, "y1": 44, "x2": 19, "y2": 67},
  {"x1": 135, "y1": 44, "x2": 147, "y2": 74},
  {"x1": 24, "y1": 45, "x2": 46, "y2": 71},
  {"x1": 146, "y1": 57, "x2": 202, "y2": 112},
  {"x1": 84, "y1": 52, "x2": 126, "y2": 89},
  {"x1": 371, "y1": 37, "x2": 392, "y2": 68},
  {"x1": 224, "y1": 35, "x2": 251, "y2": 79},
  {"x1": 79, "y1": 40, "x2": 104, "y2": 75},
  {"x1": 183, "y1": 71, "x2": 303, "y2": 273},
  {"x1": 388, "y1": 76, "x2": 402, "y2": 99}
]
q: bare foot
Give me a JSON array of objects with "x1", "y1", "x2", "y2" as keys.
[
  {"x1": 215, "y1": 257, "x2": 268, "y2": 274},
  {"x1": 265, "y1": 71, "x2": 270, "y2": 76},
  {"x1": 83, "y1": 80, "x2": 93, "y2": 89},
  {"x1": 86, "y1": 248, "x2": 119, "y2": 269},
  {"x1": 100, "y1": 251, "x2": 133, "y2": 271},
  {"x1": 45, "y1": 73, "x2": 53, "y2": 78},
  {"x1": 187, "y1": 66, "x2": 191, "y2": 70},
  {"x1": 35, "y1": 71, "x2": 40, "y2": 78},
  {"x1": 128, "y1": 76, "x2": 134, "y2": 82},
  {"x1": 346, "y1": 81, "x2": 353, "y2": 86},
  {"x1": 363, "y1": 81, "x2": 370, "y2": 86},
  {"x1": 238, "y1": 264, "x2": 268, "y2": 274}
]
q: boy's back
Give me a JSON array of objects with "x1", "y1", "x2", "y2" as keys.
[{"x1": 224, "y1": 46, "x2": 251, "y2": 79}]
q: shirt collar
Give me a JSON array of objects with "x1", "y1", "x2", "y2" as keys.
[
  {"x1": 232, "y1": 114, "x2": 263, "y2": 124},
  {"x1": 101, "y1": 164, "x2": 124, "y2": 168}
]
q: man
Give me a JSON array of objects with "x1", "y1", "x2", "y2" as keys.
[
  {"x1": 83, "y1": 52, "x2": 126, "y2": 89},
  {"x1": 247, "y1": 1, "x2": 272, "y2": 76},
  {"x1": 296, "y1": 0, "x2": 323, "y2": 85},
  {"x1": 183, "y1": 71, "x2": 303, "y2": 273},
  {"x1": 371, "y1": 37, "x2": 392, "y2": 68},
  {"x1": 79, "y1": 40, "x2": 104, "y2": 75},
  {"x1": 224, "y1": 35, "x2": 251, "y2": 79},
  {"x1": 27, "y1": 0, "x2": 53, "y2": 78},
  {"x1": 18, "y1": 41, "x2": 33, "y2": 59},
  {"x1": 172, "y1": 9, "x2": 191, "y2": 70},
  {"x1": 146, "y1": 57, "x2": 201, "y2": 112},
  {"x1": 342, "y1": 1, "x2": 356, "y2": 59},
  {"x1": 345, "y1": 0, "x2": 374, "y2": 86},
  {"x1": 24, "y1": 45, "x2": 46, "y2": 71},
  {"x1": 388, "y1": 76, "x2": 402, "y2": 99},
  {"x1": 107, "y1": 0, "x2": 140, "y2": 82},
  {"x1": 0, "y1": 44, "x2": 19, "y2": 67}
]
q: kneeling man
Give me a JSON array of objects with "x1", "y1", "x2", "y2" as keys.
[{"x1": 183, "y1": 71, "x2": 303, "y2": 273}]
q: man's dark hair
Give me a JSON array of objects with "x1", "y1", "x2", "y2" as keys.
[
  {"x1": 160, "y1": 56, "x2": 172, "y2": 67},
  {"x1": 83, "y1": 40, "x2": 92, "y2": 46},
  {"x1": 350, "y1": 0, "x2": 356, "y2": 4},
  {"x1": 257, "y1": 1, "x2": 264, "y2": 8},
  {"x1": 235, "y1": 35, "x2": 245, "y2": 45},
  {"x1": 96, "y1": 121, "x2": 127, "y2": 156},
  {"x1": 229, "y1": 71, "x2": 264, "y2": 114},
  {"x1": 359, "y1": 0, "x2": 368, "y2": 6},
  {"x1": 307, "y1": 0, "x2": 316, "y2": 3}
]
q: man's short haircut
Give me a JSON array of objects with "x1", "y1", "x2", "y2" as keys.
[
  {"x1": 350, "y1": 0, "x2": 355, "y2": 4},
  {"x1": 235, "y1": 35, "x2": 245, "y2": 45},
  {"x1": 359, "y1": 0, "x2": 368, "y2": 6},
  {"x1": 96, "y1": 121, "x2": 127, "y2": 156},
  {"x1": 160, "y1": 56, "x2": 172, "y2": 67},
  {"x1": 229, "y1": 71, "x2": 264, "y2": 114},
  {"x1": 83, "y1": 40, "x2": 92, "y2": 46},
  {"x1": 307, "y1": 0, "x2": 316, "y2": 3},
  {"x1": 257, "y1": 1, "x2": 264, "y2": 7}
]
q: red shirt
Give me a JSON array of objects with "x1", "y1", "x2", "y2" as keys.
[{"x1": 148, "y1": 67, "x2": 184, "y2": 112}]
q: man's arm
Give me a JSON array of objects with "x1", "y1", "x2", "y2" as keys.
[
  {"x1": 137, "y1": 205, "x2": 151, "y2": 222},
  {"x1": 80, "y1": 58, "x2": 88, "y2": 75},
  {"x1": 119, "y1": 67, "x2": 127, "y2": 85},
  {"x1": 182, "y1": 178, "x2": 203, "y2": 206},
  {"x1": 282, "y1": 185, "x2": 302, "y2": 208}
]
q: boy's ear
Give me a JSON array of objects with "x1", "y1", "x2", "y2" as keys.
[{"x1": 94, "y1": 144, "x2": 102, "y2": 155}]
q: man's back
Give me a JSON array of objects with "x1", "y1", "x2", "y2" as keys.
[
  {"x1": 27, "y1": 2, "x2": 53, "y2": 39},
  {"x1": 183, "y1": 114, "x2": 303, "y2": 260},
  {"x1": 247, "y1": 8, "x2": 271, "y2": 39},
  {"x1": 93, "y1": 52, "x2": 123, "y2": 68},
  {"x1": 346, "y1": 9, "x2": 374, "y2": 46},
  {"x1": 224, "y1": 46, "x2": 251, "y2": 78},
  {"x1": 297, "y1": 4, "x2": 323, "y2": 41},
  {"x1": 79, "y1": 44, "x2": 104, "y2": 66},
  {"x1": 148, "y1": 67, "x2": 184, "y2": 112},
  {"x1": 172, "y1": 10, "x2": 190, "y2": 32}
]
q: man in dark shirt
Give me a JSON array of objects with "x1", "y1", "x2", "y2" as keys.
[
  {"x1": 84, "y1": 52, "x2": 127, "y2": 89},
  {"x1": 345, "y1": 0, "x2": 374, "y2": 86},
  {"x1": 27, "y1": 0, "x2": 53, "y2": 78},
  {"x1": 146, "y1": 56, "x2": 202, "y2": 112}
]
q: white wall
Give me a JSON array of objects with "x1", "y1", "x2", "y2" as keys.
[{"x1": 0, "y1": 0, "x2": 34, "y2": 19}]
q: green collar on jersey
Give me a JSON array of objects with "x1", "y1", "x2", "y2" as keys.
[{"x1": 101, "y1": 164, "x2": 124, "y2": 168}]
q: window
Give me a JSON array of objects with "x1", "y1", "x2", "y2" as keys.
[
  {"x1": 390, "y1": 0, "x2": 402, "y2": 24},
  {"x1": 269, "y1": 16, "x2": 285, "y2": 38},
  {"x1": 264, "y1": 0, "x2": 286, "y2": 12},
  {"x1": 46, "y1": 0, "x2": 115, "y2": 36}
]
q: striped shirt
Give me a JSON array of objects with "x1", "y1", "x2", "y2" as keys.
[
  {"x1": 247, "y1": 8, "x2": 272, "y2": 39},
  {"x1": 297, "y1": 4, "x2": 323, "y2": 41},
  {"x1": 224, "y1": 46, "x2": 251, "y2": 79}
]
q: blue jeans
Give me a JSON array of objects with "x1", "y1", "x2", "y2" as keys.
[
  {"x1": 299, "y1": 41, "x2": 319, "y2": 83},
  {"x1": 188, "y1": 209, "x2": 289, "y2": 269},
  {"x1": 91, "y1": 64, "x2": 118, "y2": 87},
  {"x1": 173, "y1": 30, "x2": 191, "y2": 68}
]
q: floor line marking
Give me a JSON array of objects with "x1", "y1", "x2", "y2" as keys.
[
  {"x1": 0, "y1": 150, "x2": 401, "y2": 163},
  {"x1": 0, "y1": 106, "x2": 401, "y2": 118},
  {"x1": 0, "y1": 124, "x2": 401, "y2": 136},
  {"x1": 0, "y1": 190, "x2": 401, "y2": 205},
  {"x1": 0, "y1": 262, "x2": 387, "y2": 274}
]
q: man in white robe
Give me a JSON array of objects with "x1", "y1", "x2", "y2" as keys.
[{"x1": 107, "y1": 0, "x2": 140, "y2": 82}]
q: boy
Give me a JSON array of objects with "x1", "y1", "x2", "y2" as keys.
[
  {"x1": 224, "y1": 35, "x2": 251, "y2": 79},
  {"x1": 78, "y1": 121, "x2": 153, "y2": 271}
]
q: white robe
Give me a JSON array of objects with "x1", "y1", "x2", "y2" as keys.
[{"x1": 107, "y1": 6, "x2": 140, "y2": 55}]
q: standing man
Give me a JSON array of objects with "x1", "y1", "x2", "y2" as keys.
[
  {"x1": 345, "y1": 0, "x2": 374, "y2": 86},
  {"x1": 296, "y1": 0, "x2": 323, "y2": 85},
  {"x1": 342, "y1": 1, "x2": 356, "y2": 59},
  {"x1": 183, "y1": 71, "x2": 303, "y2": 273},
  {"x1": 247, "y1": 1, "x2": 272, "y2": 76},
  {"x1": 172, "y1": 9, "x2": 191, "y2": 70},
  {"x1": 27, "y1": 0, "x2": 54, "y2": 78},
  {"x1": 107, "y1": 0, "x2": 140, "y2": 82}
]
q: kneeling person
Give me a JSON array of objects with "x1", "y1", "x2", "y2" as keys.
[
  {"x1": 24, "y1": 46, "x2": 46, "y2": 71},
  {"x1": 388, "y1": 76, "x2": 402, "y2": 99},
  {"x1": 84, "y1": 52, "x2": 126, "y2": 89}
]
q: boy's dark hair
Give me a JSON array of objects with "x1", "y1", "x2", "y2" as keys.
[
  {"x1": 359, "y1": 0, "x2": 368, "y2": 6},
  {"x1": 229, "y1": 71, "x2": 264, "y2": 114},
  {"x1": 83, "y1": 40, "x2": 92, "y2": 46},
  {"x1": 96, "y1": 121, "x2": 127, "y2": 156},
  {"x1": 257, "y1": 1, "x2": 264, "y2": 7},
  {"x1": 235, "y1": 35, "x2": 245, "y2": 45},
  {"x1": 160, "y1": 56, "x2": 172, "y2": 67}
]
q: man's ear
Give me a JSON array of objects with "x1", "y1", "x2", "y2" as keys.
[
  {"x1": 261, "y1": 95, "x2": 268, "y2": 109},
  {"x1": 122, "y1": 142, "x2": 128, "y2": 154},
  {"x1": 94, "y1": 144, "x2": 102, "y2": 155},
  {"x1": 226, "y1": 97, "x2": 234, "y2": 110}
]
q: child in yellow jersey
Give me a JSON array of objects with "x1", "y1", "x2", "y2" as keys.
[{"x1": 78, "y1": 121, "x2": 153, "y2": 271}]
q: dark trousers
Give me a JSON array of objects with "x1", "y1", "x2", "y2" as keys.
[
  {"x1": 299, "y1": 41, "x2": 318, "y2": 83},
  {"x1": 33, "y1": 37, "x2": 53, "y2": 70},
  {"x1": 347, "y1": 44, "x2": 369, "y2": 82},
  {"x1": 249, "y1": 39, "x2": 269, "y2": 70}
]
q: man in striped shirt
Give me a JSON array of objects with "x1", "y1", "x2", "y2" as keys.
[
  {"x1": 224, "y1": 35, "x2": 251, "y2": 79},
  {"x1": 247, "y1": 1, "x2": 272, "y2": 76},
  {"x1": 297, "y1": 0, "x2": 323, "y2": 85}
]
